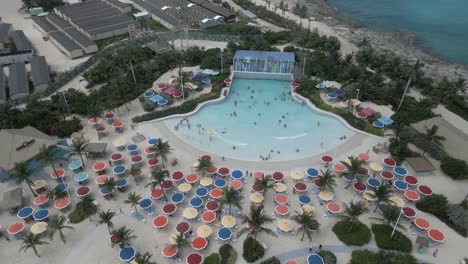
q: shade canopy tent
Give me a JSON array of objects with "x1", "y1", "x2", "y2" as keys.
[
  {"x1": 148, "y1": 94, "x2": 167, "y2": 105},
  {"x1": 377, "y1": 116, "x2": 394, "y2": 127},
  {"x1": 361, "y1": 107, "x2": 376, "y2": 117},
  {"x1": 84, "y1": 142, "x2": 107, "y2": 156},
  {"x1": 233, "y1": 50, "x2": 295, "y2": 74},
  {"x1": 405, "y1": 157, "x2": 436, "y2": 176}
]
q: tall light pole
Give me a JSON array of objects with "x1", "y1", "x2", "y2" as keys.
[
  {"x1": 61, "y1": 92, "x2": 71, "y2": 115},
  {"x1": 220, "y1": 49, "x2": 224, "y2": 73},
  {"x1": 391, "y1": 208, "x2": 403, "y2": 238},
  {"x1": 302, "y1": 55, "x2": 306, "y2": 75}
]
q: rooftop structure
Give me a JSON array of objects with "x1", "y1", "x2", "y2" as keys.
[
  {"x1": 30, "y1": 56, "x2": 50, "y2": 92},
  {"x1": 32, "y1": 16, "x2": 57, "y2": 33},
  {"x1": 9, "y1": 30, "x2": 33, "y2": 52},
  {"x1": 104, "y1": 0, "x2": 132, "y2": 13},
  {"x1": 0, "y1": 69, "x2": 5, "y2": 103},
  {"x1": 404, "y1": 157, "x2": 436, "y2": 176},
  {"x1": 187, "y1": 0, "x2": 236, "y2": 22},
  {"x1": 0, "y1": 23, "x2": 12, "y2": 47},
  {"x1": 48, "y1": 31, "x2": 84, "y2": 59},
  {"x1": 233, "y1": 50, "x2": 296, "y2": 74},
  {"x1": 240, "y1": 10, "x2": 257, "y2": 20},
  {"x1": 8, "y1": 62, "x2": 29, "y2": 99}
]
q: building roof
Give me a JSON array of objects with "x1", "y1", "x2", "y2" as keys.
[
  {"x1": 104, "y1": 0, "x2": 130, "y2": 9},
  {"x1": 49, "y1": 31, "x2": 82, "y2": 51},
  {"x1": 0, "y1": 126, "x2": 56, "y2": 170},
  {"x1": 64, "y1": 28, "x2": 96, "y2": 48},
  {"x1": 240, "y1": 10, "x2": 257, "y2": 19},
  {"x1": 411, "y1": 116, "x2": 468, "y2": 162},
  {"x1": 0, "y1": 23, "x2": 12, "y2": 42},
  {"x1": 46, "y1": 13, "x2": 73, "y2": 29},
  {"x1": 234, "y1": 50, "x2": 295, "y2": 62},
  {"x1": 30, "y1": 56, "x2": 50, "y2": 87},
  {"x1": 1, "y1": 187, "x2": 23, "y2": 210},
  {"x1": 9, "y1": 30, "x2": 33, "y2": 51},
  {"x1": 32, "y1": 16, "x2": 58, "y2": 33},
  {"x1": 405, "y1": 157, "x2": 436, "y2": 173},
  {"x1": 0, "y1": 69, "x2": 5, "y2": 101},
  {"x1": 84, "y1": 142, "x2": 107, "y2": 154},
  {"x1": 8, "y1": 62, "x2": 29, "y2": 97},
  {"x1": 200, "y1": 1, "x2": 234, "y2": 18}
]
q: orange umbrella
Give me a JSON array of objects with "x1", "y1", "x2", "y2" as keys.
[
  {"x1": 50, "y1": 168, "x2": 65, "y2": 179},
  {"x1": 274, "y1": 193, "x2": 288, "y2": 205},
  {"x1": 428, "y1": 229, "x2": 445, "y2": 242},
  {"x1": 326, "y1": 202, "x2": 341, "y2": 213},
  {"x1": 162, "y1": 244, "x2": 178, "y2": 258},
  {"x1": 333, "y1": 163, "x2": 346, "y2": 173},
  {"x1": 285, "y1": 260, "x2": 299, "y2": 264},
  {"x1": 414, "y1": 218, "x2": 431, "y2": 230},
  {"x1": 33, "y1": 195, "x2": 49, "y2": 206},
  {"x1": 54, "y1": 198, "x2": 70, "y2": 209},
  {"x1": 254, "y1": 171, "x2": 264, "y2": 180},
  {"x1": 404, "y1": 190, "x2": 420, "y2": 201},
  {"x1": 93, "y1": 161, "x2": 106, "y2": 172},
  {"x1": 275, "y1": 205, "x2": 289, "y2": 215},
  {"x1": 229, "y1": 180, "x2": 243, "y2": 190},
  {"x1": 7, "y1": 222, "x2": 25, "y2": 234},
  {"x1": 207, "y1": 166, "x2": 217, "y2": 175},
  {"x1": 201, "y1": 210, "x2": 216, "y2": 223},
  {"x1": 209, "y1": 188, "x2": 223, "y2": 199},
  {"x1": 153, "y1": 215, "x2": 168, "y2": 228},
  {"x1": 186, "y1": 173, "x2": 199, "y2": 184},
  {"x1": 95, "y1": 175, "x2": 109, "y2": 185},
  {"x1": 192, "y1": 237, "x2": 208, "y2": 250},
  {"x1": 358, "y1": 153, "x2": 369, "y2": 162},
  {"x1": 151, "y1": 188, "x2": 164, "y2": 199}
]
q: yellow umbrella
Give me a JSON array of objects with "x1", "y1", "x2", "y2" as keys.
[
  {"x1": 32, "y1": 180, "x2": 46, "y2": 190},
  {"x1": 192, "y1": 162, "x2": 200, "y2": 168},
  {"x1": 277, "y1": 219, "x2": 294, "y2": 232},
  {"x1": 290, "y1": 171, "x2": 304, "y2": 180},
  {"x1": 318, "y1": 191, "x2": 334, "y2": 201},
  {"x1": 389, "y1": 196, "x2": 405, "y2": 207},
  {"x1": 169, "y1": 232, "x2": 179, "y2": 244},
  {"x1": 301, "y1": 204, "x2": 315, "y2": 214},
  {"x1": 363, "y1": 191, "x2": 377, "y2": 202},
  {"x1": 30, "y1": 222, "x2": 48, "y2": 235},
  {"x1": 182, "y1": 207, "x2": 198, "y2": 220},
  {"x1": 200, "y1": 177, "x2": 213, "y2": 187},
  {"x1": 113, "y1": 138, "x2": 125, "y2": 147},
  {"x1": 207, "y1": 130, "x2": 213, "y2": 135},
  {"x1": 250, "y1": 192, "x2": 264, "y2": 203},
  {"x1": 221, "y1": 215, "x2": 236, "y2": 228},
  {"x1": 370, "y1": 162, "x2": 383, "y2": 172},
  {"x1": 130, "y1": 260, "x2": 138, "y2": 264},
  {"x1": 273, "y1": 183, "x2": 287, "y2": 193},
  {"x1": 178, "y1": 183, "x2": 192, "y2": 193},
  {"x1": 197, "y1": 225, "x2": 213, "y2": 238}
]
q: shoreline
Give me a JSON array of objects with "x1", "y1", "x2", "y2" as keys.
[{"x1": 303, "y1": 0, "x2": 468, "y2": 81}]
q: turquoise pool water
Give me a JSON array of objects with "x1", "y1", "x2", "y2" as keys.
[{"x1": 164, "y1": 78, "x2": 354, "y2": 161}]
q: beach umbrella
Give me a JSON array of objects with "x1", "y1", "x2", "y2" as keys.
[
  {"x1": 372, "y1": 121, "x2": 384, "y2": 128},
  {"x1": 99, "y1": 187, "x2": 112, "y2": 196},
  {"x1": 389, "y1": 196, "x2": 405, "y2": 207},
  {"x1": 333, "y1": 163, "x2": 346, "y2": 173},
  {"x1": 192, "y1": 237, "x2": 208, "y2": 250},
  {"x1": 201, "y1": 210, "x2": 216, "y2": 223},
  {"x1": 321, "y1": 155, "x2": 333, "y2": 164},
  {"x1": 326, "y1": 92, "x2": 337, "y2": 99},
  {"x1": 8, "y1": 222, "x2": 25, "y2": 235},
  {"x1": 229, "y1": 179, "x2": 243, "y2": 190},
  {"x1": 17, "y1": 206, "x2": 34, "y2": 220},
  {"x1": 217, "y1": 227, "x2": 232, "y2": 241},
  {"x1": 153, "y1": 215, "x2": 169, "y2": 229},
  {"x1": 200, "y1": 177, "x2": 213, "y2": 187},
  {"x1": 377, "y1": 204, "x2": 387, "y2": 213},
  {"x1": 147, "y1": 158, "x2": 160, "y2": 168},
  {"x1": 104, "y1": 113, "x2": 114, "y2": 121},
  {"x1": 176, "y1": 221, "x2": 191, "y2": 234},
  {"x1": 171, "y1": 192, "x2": 185, "y2": 204},
  {"x1": 178, "y1": 183, "x2": 192, "y2": 193},
  {"x1": 33, "y1": 195, "x2": 49, "y2": 206},
  {"x1": 404, "y1": 190, "x2": 420, "y2": 201},
  {"x1": 231, "y1": 169, "x2": 244, "y2": 180},
  {"x1": 393, "y1": 166, "x2": 408, "y2": 177},
  {"x1": 370, "y1": 162, "x2": 383, "y2": 173},
  {"x1": 126, "y1": 144, "x2": 138, "y2": 154},
  {"x1": 30, "y1": 222, "x2": 48, "y2": 235},
  {"x1": 414, "y1": 218, "x2": 431, "y2": 230},
  {"x1": 298, "y1": 194, "x2": 311, "y2": 205},
  {"x1": 404, "y1": 175, "x2": 419, "y2": 186},
  {"x1": 162, "y1": 203, "x2": 177, "y2": 215},
  {"x1": 358, "y1": 153, "x2": 370, "y2": 162},
  {"x1": 173, "y1": 90, "x2": 183, "y2": 98},
  {"x1": 119, "y1": 246, "x2": 136, "y2": 262},
  {"x1": 187, "y1": 252, "x2": 203, "y2": 264},
  {"x1": 113, "y1": 139, "x2": 126, "y2": 149},
  {"x1": 250, "y1": 192, "x2": 264, "y2": 203},
  {"x1": 147, "y1": 138, "x2": 158, "y2": 146},
  {"x1": 273, "y1": 183, "x2": 287, "y2": 193},
  {"x1": 195, "y1": 186, "x2": 208, "y2": 198},
  {"x1": 418, "y1": 185, "x2": 433, "y2": 196},
  {"x1": 290, "y1": 171, "x2": 304, "y2": 180},
  {"x1": 358, "y1": 167, "x2": 369, "y2": 176},
  {"x1": 218, "y1": 167, "x2": 230, "y2": 177},
  {"x1": 201, "y1": 154, "x2": 212, "y2": 161},
  {"x1": 275, "y1": 205, "x2": 289, "y2": 216},
  {"x1": 54, "y1": 183, "x2": 69, "y2": 193},
  {"x1": 130, "y1": 155, "x2": 143, "y2": 165},
  {"x1": 76, "y1": 186, "x2": 91, "y2": 197},
  {"x1": 394, "y1": 180, "x2": 408, "y2": 191},
  {"x1": 95, "y1": 175, "x2": 109, "y2": 185},
  {"x1": 380, "y1": 171, "x2": 394, "y2": 180},
  {"x1": 428, "y1": 229, "x2": 445, "y2": 243},
  {"x1": 74, "y1": 172, "x2": 88, "y2": 183},
  {"x1": 214, "y1": 178, "x2": 227, "y2": 188},
  {"x1": 144, "y1": 91, "x2": 155, "y2": 98},
  {"x1": 190, "y1": 197, "x2": 203, "y2": 208},
  {"x1": 161, "y1": 180, "x2": 174, "y2": 191},
  {"x1": 221, "y1": 215, "x2": 236, "y2": 228},
  {"x1": 162, "y1": 244, "x2": 178, "y2": 258},
  {"x1": 301, "y1": 204, "x2": 315, "y2": 214},
  {"x1": 197, "y1": 225, "x2": 213, "y2": 238},
  {"x1": 183, "y1": 208, "x2": 198, "y2": 220},
  {"x1": 318, "y1": 191, "x2": 334, "y2": 202},
  {"x1": 50, "y1": 168, "x2": 65, "y2": 179},
  {"x1": 307, "y1": 254, "x2": 324, "y2": 264},
  {"x1": 112, "y1": 121, "x2": 123, "y2": 129},
  {"x1": 383, "y1": 158, "x2": 396, "y2": 168},
  {"x1": 117, "y1": 178, "x2": 128, "y2": 189},
  {"x1": 172, "y1": 171, "x2": 184, "y2": 182},
  {"x1": 314, "y1": 180, "x2": 324, "y2": 189},
  {"x1": 88, "y1": 117, "x2": 100, "y2": 125},
  {"x1": 253, "y1": 171, "x2": 264, "y2": 180},
  {"x1": 158, "y1": 83, "x2": 168, "y2": 89},
  {"x1": 113, "y1": 165, "x2": 126, "y2": 176},
  {"x1": 186, "y1": 173, "x2": 199, "y2": 184},
  {"x1": 209, "y1": 188, "x2": 223, "y2": 199},
  {"x1": 326, "y1": 202, "x2": 341, "y2": 214},
  {"x1": 402, "y1": 207, "x2": 417, "y2": 219},
  {"x1": 144, "y1": 147, "x2": 155, "y2": 157},
  {"x1": 95, "y1": 125, "x2": 105, "y2": 132},
  {"x1": 290, "y1": 81, "x2": 300, "y2": 88},
  {"x1": 294, "y1": 182, "x2": 308, "y2": 192},
  {"x1": 274, "y1": 193, "x2": 289, "y2": 205},
  {"x1": 306, "y1": 168, "x2": 319, "y2": 178},
  {"x1": 32, "y1": 180, "x2": 46, "y2": 192},
  {"x1": 363, "y1": 191, "x2": 377, "y2": 202},
  {"x1": 272, "y1": 171, "x2": 284, "y2": 181},
  {"x1": 353, "y1": 182, "x2": 367, "y2": 193},
  {"x1": 205, "y1": 201, "x2": 220, "y2": 211},
  {"x1": 224, "y1": 77, "x2": 232, "y2": 84},
  {"x1": 150, "y1": 188, "x2": 164, "y2": 200},
  {"x1": 54, "y1": 198, "x2": 70, "y2": 210},
  {"x1": 68, "y1": 160, "x2": 82, "y2": 171},
  {"x1": 285, "y1": 259, "x2": 299, "y2": 264},
  {"x1": 367, "y1": 178, "x2": 380, "y2": 188},
  {"x1": 207, "y1": 166, "x2": 218, "y2": 175},
  {"x1": 277, "y1": 219, "x2": 294, "y2": 232},
  {"x1": 139, "y1": 198, "x2": 153, "y2": 210},
  {"x1": 252, "y1": 184, "x2": 264, "y2": 192},
  {"x1": 33, "y1": 208, "x2": 50, "y2": 222}
]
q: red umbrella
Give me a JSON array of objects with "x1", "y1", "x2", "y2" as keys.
[
  {"x1": 418, "y1": 185, "x2": 433, "y2": 196},
  {"x1": 314, "y1": 180, "x2": 324, "y2": 188},
  {"x1": 414, "y1": 218, "x2": 431, "y2": 230},
  {"x1": 162, "y1": 244, "x2": 178, "y2": 257},
  {"x1": 153, "y1": 215, "x2": 169, "y2": 228},
  {"x1": 207, "y1": 166, "x2": 217, "y2": 175},
  {"x1": 172, "y1": 171, "x2": 184, "y2": 182},
  {"x1": 253, "y1": 171, "x2": 264, "y2": 180},
  {"x1": 88, "y1": 117, "x2": 100, "y2": 124},
  {"x1": 147, "y1": 158, "x2": 160, "y2": 167},
  {"x1": 104, "y1": 113, "x2": 114, "y2": 119},
  {"x1": 353, "y1": 182, "x2": 366, "y2": 193},
  {"x1": 93, "y1": 161, "x2": 106, "y2": 172},
  {"x1": 161, "y1": 180, "x2": 173, "y2": 190},
  {"x1": 110, "y1": 153, "x2": 123, "y2": 162},
  {"x1": 294, "y1": 182, "x2": 307, "y2": 192},
  {"x1": 285, "y1": 260, "x2": 299, "y2": 264},
  {"x1": 192, "y1": 237, "x2": 208, "y2": 250},
  {"x1": 205, "y1": 201, "x2": 220, "y2": 211},
  {"x1": 162, "y1": 203, "x2": 177, "y2": 215},
  {"x1": 50, "y1": 168, "x2": 65, "y2": 179},
  {"x1": 187, "y1": 252, "x2": 203, "y2": 264},
  {"x1": 130, "y1": 155, "x2": 143, "y2": 164},
  {"x1": 274, "y1": 193, "x2": 289, "y2": 205},
  {"x1": 201, "y1": 155, "x2": 211, "y2": 161},
  {"x1": 402, "y1": 207, "x2": 417, "y2": 218},
  {"x1": 151, "y1": 188, "x2": 164, "y2": 199},
  {"x1": 404, "y1": 175, "x2": 419, "y2": 186},
  {"x1": 333, "y1": 163, "x2": 346, "y2": 173},
  {"x1": 229, "y1": 180, "x2": 242, "y2": 190},
  {"x1": 404, "y1": 190, "x2": 420, "y2": 201},
  {"x1": 290, "y1": 82, "x2": 300, "y2": 88},
  {"x1": 7, "y1": 222, "x2": 25, "y2": 235},
  {"x1": 321, "y1": 155, "x2": 333, "y2": 164},
  {"x1": 356, "y1": 112, "x2": 368, "y2": 119},
  {"x1": 186, "y1": 173, "x2": 199, "y2": 184},
  {"x1": 252, "y1": 184, "x2": 264, "y2": 192},
  {"x1": 383, "y1": 158, "x2": 396, "y2": 167},
  {"x1": 173, "y1": 91, "x2": 183, "y2": 98},
  {"x1": 76, "y1": 186, "x2": 91, "y2": 197},
  {"x1": 272, "y1": 172, "x2": 284, "y2": 181},
  {"x1": 54, "y1": 198, "x2": 70, "y2": 209},
  {"x1": 158, "y1": 83, "x2": 168, "y2": 89},
  {"x1": 326, "y1": 202, "x2": 341, "y2": 213},
  {"x1": 380, "y1": 171, "x2": 394, "y2": 180},
  {"x1": 112, "y1": 121, "x2": 123, "y2": 128},
  {"x1": 209, "y1": 188, "x2": 223, "y2": 199},
  {"x1": 218, "y1": 167, "x2": 230, "y2": 176},
  {"x1": 428, "y1": 229, "x2": 445, "y2": 243},
  {"x1": 95, "y1": 175, "x2": 109, "y2": 185},
  {"x1": 33, "y1": 195, "x2": 49, "y2": 206},
  {"x1": 176, "y1": 221, "x2": 190, "y2": 234},
  {"x1": 358, "y1": 153, "x2": 369, "y2": 161},
  {"x1": 224, "y1": 78, "x2": 232, "y2": 84},
  {"x1": 144, "y1": 147, "x2": 155, "y2": 155},
  {"x1": 201, "y1": 210, "x2": 216, "y2": 223},
  {"x1": 275, "y1": 205, "x2": 289, "y2": 215},
  {"x1": 96, "y1": 125, "x2": 105, "y2": 132}
]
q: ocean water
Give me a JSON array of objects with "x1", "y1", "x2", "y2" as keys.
[
  {"x1": 164, "y1": 78, "x2": 354, "y2": 161},
  {"x1": 327, "y1": 0, "x2": 468, "y2": 64}
]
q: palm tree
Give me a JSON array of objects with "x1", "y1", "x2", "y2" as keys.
[
  {"x1": 125, "y1": 192, "x2": 141, "y2": 214},
  {"x1": 103, "y1": 178, "x2": 118, "y2": 197},
  {"x1": 112, "y1": 226, "x2": 136, "y2": 248},
  {"x1": 19, "y1": 233, "x2": 49, "y2": 258},
  {"x1": 237, "y1": 205, "x2": 277, "y2": 240},
  {"x1": 421, "y1": 125, "x2": 446, "y2": 157},
  {"x1": 292, "y1": 210, "x2": 319, "y2": 242},
  {"x1": 152, "y1": 138, "x2": 173, "y2": 168},
  {"x1": 195, "y1": 157, "x2": 213, "y2": 176},
  {"x1": 134, "y1": 252, "x2": 155, "y2": 264},
  {"x1": 221, "y1": 187, "x2": 242, "y2": 215},
  {"x1": 12, "y1": 162, "x2": 37, "y2": 197},
  {"x1": 370, "y1": 205, "x2": 406, "y2": 231},
  {"x1": 172, "y1": 232, "x2": 189, "y2": 251},
  {"x1": 0, "y1": 101, "x2": 16, "y2": 128},
  {"x1": 397, "y1": 60, "x2": 422, "y2": 112},
  {"x1": 71, "y1": 137, "x2": 87, "y2": 166},
  {"x1": 316, "y1": 169, "x2": 336, "y2": 191},
  {"x1": 341, "y1": 156, "x2": 365, "y2": 189},
  {"x1": 342, "y1": 201, "x2": 368, "y2": 232},
  {"x1": 98, "y1": 209, "x2": 117, "y2": 234},
  {"x1": 254, "y1": 175, "x2": 274, "y2": 192},
  {"x1": 369, "y1": 185, "x2": 392, "y2": 212},
  {"x1": 145, "y1": 169, "x2": 170, "y2": 200},
  {"x1": 37, "y1": 145, "x2": 64, "y2": 179},
  {"x1": 126, "y1": 165, "x2": 141, "y2": 185},
  {"x1": 46, "y1": 189, "x2": 66, "y2": 201},
  {"x1": 49, "y1": 214, "x2": 75, "y2": 244}
]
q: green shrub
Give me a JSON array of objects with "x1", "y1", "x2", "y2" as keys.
[
  {"x1": 49, "y1": 117, "x2": 83, "y2": 138},
  {"x1": 332, "y1": 219, "x2": 371, "y2": 246},
  {"x1": 371, "y1": 224, "x2": 412, "y2": 252},
  {"x1": 68, "y1": 200, "x2": 97, "y2": 223},
  {"x1": 441, "y1": 157, "x2": 468, "y2": 179},
  {"x1": 242, "y1": 237, "x2": 265, "y2": 263},
  {"x1": 416, "y1": 194, "x2": 448, "y2": 218},
  {"x1": 260, "y1": 256, "x2": 280, "y2": 264},
  {"x1": 219, "y1": 244, "x2": 237, "y2": 264},
  {"x1": 317, "y1": 250, "x2": 337, "y2": 264},
  {"x1": 204, "y1": 253, "x2": 221, "y2": 264},
  {"x1": 350, "y1": 250, "x2": 379, "y2": 264},
  {"x1": 350, "y1": 250, "x2": 417, "y2": 264}
]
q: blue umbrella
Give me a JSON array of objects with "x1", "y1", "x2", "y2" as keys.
[
  {"x1": 139, "y1": 198, "x2": 153, "y2": 209},
  {"x1": 158, "y1": 99, "x2": 168, "y2": 106},
  {"x1": 394, "y1": 180, "x2": 408, "y2": 191},
  {"x1": 33, "y1": 209, "x2": 50, "y2": 221},
  {"x1": 367, "y1": 178, "x2": 380, "y2": 188},
  {"x1": 373, "y1": 121, "x2": 384, "y2": 128},
  {"x1": 377, "y1": 203, "x2": 387, "y2": 213},
  {"x1": 119, "y1": 246, "x2": 136, "y2": 262},
  {"x1": 100, "y1": 187, "x2": 112, "y2": 196},
  {"x1": 231, "y1": 169, "x2": 244, "y2": 179},
  {"x1": 327, "y1": 92, "x2": 337, "y2": 99},
  {"x1": 334, "y1": 90, "x2": 344, "y2": 97},
  {"x1": 171, "y1": 192, "x2": 184, "y2": 204},
  {"x1": 144, "y1": 91, "x2": 155, "y2": 98},
  {"x1": 54, "y1": 183, "x2": 69, "y2": 192},
  {"x1": 190, "y1": 197, "x2": 203, "y2": 208},
  {"x1": 298, "y1": 195, "x2": 311, "y2": 204},
  {"x1": 214, "y1": 178, "x2": 227, "y2": 188},
  {"x1": 343, "y1": 174, "x2": 355, "y2": 182},
  {"x1": 217, "y1": 227, "x2": 232, "y2": 241},
  {"x1": 147, "y1": 138, "x2": 158, "y2": 145},
  {"x1": 393, "y1": 166, "x2": 407, "y2": 177},
  {"x1": 195, "y1": 187, "x2": 208, "y2": 198},
  {"x1": 307, "y1": 254, "x2": 324, "y2": 264},
  {"x1": 113, "y1": 165, "x2": 126, "y2": 175},
  {"x1": 117, "y1": 178, "x2": 128, "y2": 188},
  {"x1": 68, "y1": 160, "x2": 82, "y2": 170},
  {"x1": 17, "y1": 206, "x2": 34, "y2": 219},
  {"x1": 74, "y1": 172, "x2": 88, "y2": 182},
  {"x1": 306, "y1": 168, "x2": 318, "y2": 177},
  {"x1": 126, "y1": 144, "x2": 138, "y2": 152}
]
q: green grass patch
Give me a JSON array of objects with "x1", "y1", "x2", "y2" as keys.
[
  {"x1": 139, "y1": 20, "x2": 169, "y2": 32},
  {"x1": 96, "y1": 34, "x2": 130, "y2": 49},
  {"x1": 317, "y1": 250, "x2": 337, "y2": 264},
  {"x1": 219, "y1": 244, "x2": 237, "y2": 264},
  {"x1": 332, "y1": 219, "x2": 371, "y2": 246},
  {"x1": 371, "y1": 224, "x2": 412, "y2": 252}
]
